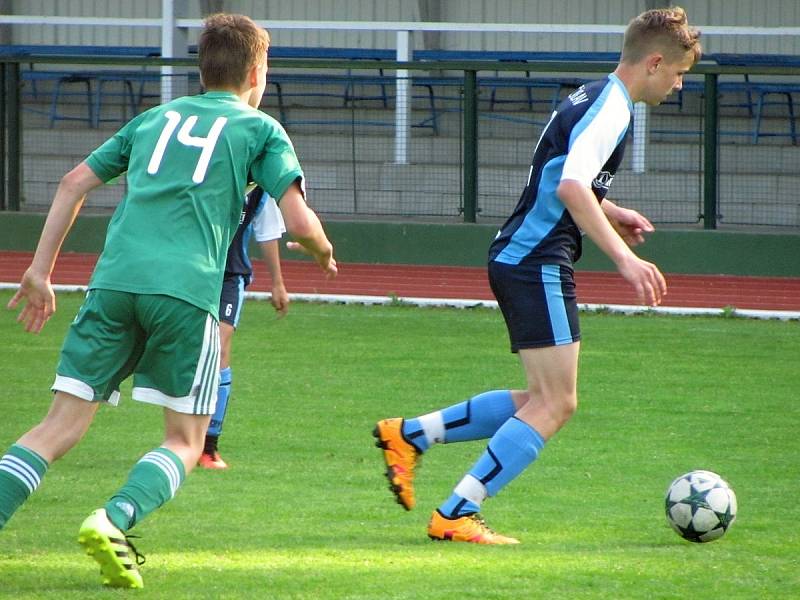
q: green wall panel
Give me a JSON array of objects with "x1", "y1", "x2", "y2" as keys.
[{"x1": 1, "y1": 213, "x2": 798, "y2": 277}]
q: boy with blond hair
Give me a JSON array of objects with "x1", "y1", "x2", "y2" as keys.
[{"x1": 375, "y1": 6, "x2": 701, "y2": 544}]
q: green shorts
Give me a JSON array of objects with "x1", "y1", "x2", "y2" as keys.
[{"x1": 54, "y1": 289, "x2": 220, "y2": 415}]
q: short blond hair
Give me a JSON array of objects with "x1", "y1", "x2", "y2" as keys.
[
  {"x1": 199, "y1": 13, "x2": 270, "y2": 89},
  {"x1": 621, "y1": 6, "x2": 701, "y2": 65}
]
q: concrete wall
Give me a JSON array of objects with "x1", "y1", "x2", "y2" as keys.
[{"x1": 17, "y1": 109, "x2": 800, "y2": 228}]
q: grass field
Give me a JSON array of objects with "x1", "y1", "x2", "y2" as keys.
[{"x1": 0, "y1": 290, "x2": 798, "y2": 599}]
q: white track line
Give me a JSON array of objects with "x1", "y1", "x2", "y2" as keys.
[{"x1": 1, "y1": 283, "x2": 797, "y2": 321}]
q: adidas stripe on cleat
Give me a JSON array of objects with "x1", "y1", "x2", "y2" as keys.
[
  {"x1": 78, "y1": 508, "x2": 145, "y2": 588},
  {"x1": 373, "y1": 418, "x2": 420, "y2": 511},
  {"x1": 427, "y1": 510, "x2": 520, "y2": 545}
]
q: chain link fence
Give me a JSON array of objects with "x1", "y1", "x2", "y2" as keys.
[{"x1": 4, "y1": 56, "x2": 799, "y2": 229}]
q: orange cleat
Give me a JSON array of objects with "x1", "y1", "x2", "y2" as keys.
[
  {"x1": 198, "y1": 451, "x2": 228, "y2": 470},
  {"x1": 373, "y1": 418, "x2": 420, "y2": 510},
  {"x1": 427, "y1": 510, "x2": 520, "y2": 545}
]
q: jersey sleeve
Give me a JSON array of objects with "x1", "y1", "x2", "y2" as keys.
[
  {"x1": 84, "y1": 112, "x2": 146, "y2": 182},
  {"x1": 249, "y1": 119, "x2": 304, "y2": 204},
  {"x1": 252, "y1": 193, "x2": 286, "y2": 242},
  {"x1": 561, "y1": 86, "x2": 631, "y2": 188}
]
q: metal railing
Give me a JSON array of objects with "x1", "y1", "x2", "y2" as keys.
[{"x1": 0, "y1": 53, "x2": 798, "y2": 229}]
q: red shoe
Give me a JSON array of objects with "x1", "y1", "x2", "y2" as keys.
[{"x1": 198, "y1": 451, "x2": 228, "y2": 470}]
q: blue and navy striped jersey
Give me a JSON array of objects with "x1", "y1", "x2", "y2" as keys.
[
  {"x1": 224, "y1": 187, "x2": 267, "y2": 281},
  {"x1": 489, "y1": 73, "x2": 633, "y2": 267}
]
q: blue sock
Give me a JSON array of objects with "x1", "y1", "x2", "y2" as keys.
[
  {"x1": 208, "y1": 367, "x2": 231, "y2": 438},
  {"x1": 401, "y1": 390, "x2": 516, "y2": 453},
  {"x1": 438, "y1": 417, "x2": 545, "y2": 517}
]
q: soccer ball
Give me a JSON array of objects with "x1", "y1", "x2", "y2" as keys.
[{"x1": 664, "y1": 470, "x2": 737, "y2": 543}]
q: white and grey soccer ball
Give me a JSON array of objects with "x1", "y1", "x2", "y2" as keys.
[{"x1": 665, "y1": 470, "x2": 737, "y2": 543}]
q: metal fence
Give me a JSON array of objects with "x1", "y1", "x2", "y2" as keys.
[{"x1": 0, "y1": 54, "x2": 798, "y2": 230}]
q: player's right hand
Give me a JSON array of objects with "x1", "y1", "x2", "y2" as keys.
[
  {"x1": 7, "y1": 268, "x2": 57, "y2": 334},
  {"x1": 321, "y1": 255, "x2": 338, "y2": 279},
  {"x1": 286, "y1": 241, "x2": 338, "y2": 279}
]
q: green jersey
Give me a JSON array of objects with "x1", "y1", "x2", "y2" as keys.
[{"x1": 85, "y1": 91, "x2": 303, "y2": 315}]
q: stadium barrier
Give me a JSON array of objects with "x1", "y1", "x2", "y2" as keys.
[
  {"x1": 0, "y1": 48, "x2": 798, "y2": 230},
  {"x1": 1, "y1": 211, "x2": 799, "y2": 278},
  {"x1": 6, "y1": 45, "x2": 796, "y2": 141}
]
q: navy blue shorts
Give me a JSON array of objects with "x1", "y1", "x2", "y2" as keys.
[
  {"x1": 219, "y1": 273, "x2": 247, "y2": 327},
  {"x1": 488, "y1": 261, "x2": 580, "y2": 352}
]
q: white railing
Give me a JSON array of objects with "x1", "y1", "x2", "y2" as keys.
[{"x1": 2, "y1": 14, "x2": 800, "y2": 35}]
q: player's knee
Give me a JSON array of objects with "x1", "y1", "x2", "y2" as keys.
[
  {"x1": 543, "y1": 391, "x2": 578, "y2": 425},
  {"x1": 561, "y1": 393, "x2": 578, "y2": 421}
]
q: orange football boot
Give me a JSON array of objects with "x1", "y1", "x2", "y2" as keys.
[
  {"x1": 373, "y1": 418, "x2": 420, "y2": 510},
  {"x1": 198, "y1": 450, "x2": 228, "y2": 470},
  {"x1": 427, "y1": 510, "x2": 520, "y2": 545}
]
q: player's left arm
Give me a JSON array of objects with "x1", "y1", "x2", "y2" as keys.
[
  {"x1": 8, "y1": 162, "x2": 103, "y2": 333},
  {"x1": 252, "y1": 192, "x2": 290, "y2": 316},
  {"x1": 600, "y1": 198, "x2": 655, "y2": 247},
  {"x1": 259, "y1": 238, "x2": 289, "y2": 317}
]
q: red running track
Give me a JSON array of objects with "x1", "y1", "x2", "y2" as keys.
[{"x1": 1, "y1": 251, "x2": 799, "y2": 312}]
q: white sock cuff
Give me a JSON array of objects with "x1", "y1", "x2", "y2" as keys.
[
  {"x1": 0, "y1": 455, "x2": 42, "y2": 494},
  {"x1": 418, "y1": 411, "x2": 445, "y2": 446},
  {"x1": 140, "y1": 451, "x2": 182, "y2": 498},
  {"x1": 454, "y1": 474, "x2": 488, "y2": 506}
]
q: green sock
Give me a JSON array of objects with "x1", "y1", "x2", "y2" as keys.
[
  {"x1": 104, "y1": 447, "x2": 185, "y2": 531},
  {"x1": 0, "y1": 444, "x2": 49, "y2": 530}
]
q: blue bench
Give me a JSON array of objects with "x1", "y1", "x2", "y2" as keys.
[
  {"x1": 2, "y1": 44, "x2": 397, "y2": 127},
  {"x1": 270, "y1": 46, "x2": 396, "y2": 107},
  {"x1": 414, "y1": 50, "x2": 616, "y2": 112},
  {"x1": 0, "y1": 44, "x2": 618, "y2": 132},
  {"x1": 267, "y1": 72, "x2": 458, "y2": 132},
  {"x1": 267, "y1": 72, "x2": 393, "y2": 126},
  {"x1": 21, "y1": 70, "x2": 94, "y2": 125},
  {"x1": 712, "y1": 53, "x2": 799, "y2": 144},
  {"x1": 0, "y1": 44, "x2": 161, "y2": 127},
  {"x1": 268, "y1": 73, "x2": 561, "y2": 133},
  {"x1": 12, "y1": 44, "x2": 795, "y2": 144},
  {"x1": 268, "y1": 49, "x2": 617, "y2": 132}
]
